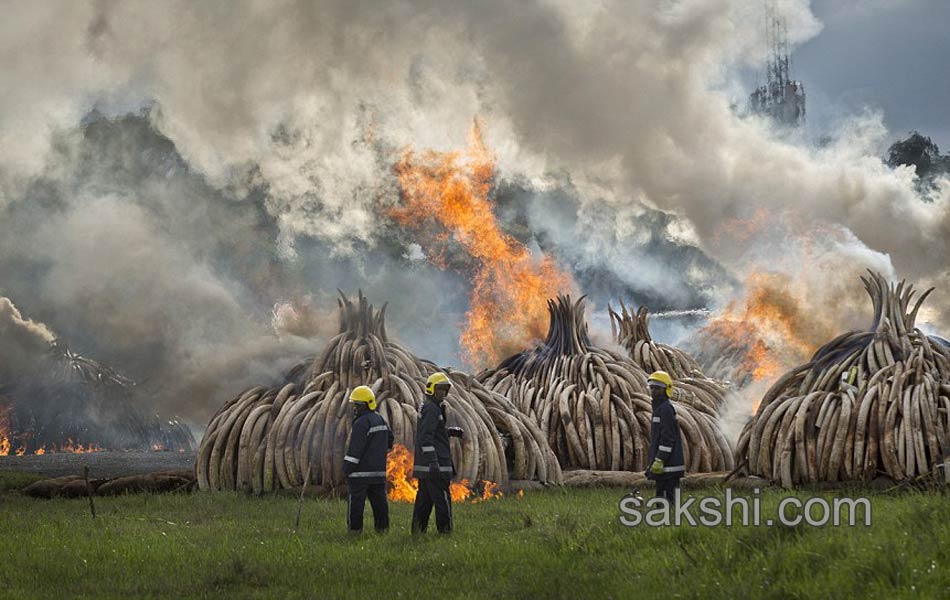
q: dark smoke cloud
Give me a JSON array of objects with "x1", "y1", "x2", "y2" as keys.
[{"x1": 0, "y1": 113, "x2": 468, "y2": 420}]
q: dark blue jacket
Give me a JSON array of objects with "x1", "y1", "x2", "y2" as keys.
[
  {"x1": 343, "y1": 410, "x2": 393, "y2": 484},
  {"x1": 413, "y1": 396, "x2": 454, "y2": 480},
  {"x1": 646, "y1": 397, "x2": 685, "y2": 480}
]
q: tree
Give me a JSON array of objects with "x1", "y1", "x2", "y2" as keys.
[{"x1": 886, "y1": 131, "x2": 950, "y2": 190}]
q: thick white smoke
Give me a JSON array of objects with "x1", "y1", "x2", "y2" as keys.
[{"x1": 0, "y1": 0, "x2": 947, "y2": 422}]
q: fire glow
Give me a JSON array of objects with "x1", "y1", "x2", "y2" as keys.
[
  {"x1": 0, "y1": 404, "x2": 11, "y2": 457},
  {"x1": 390, "y1": 122, "x2": 573, "y2": 369},
  {"x1": 0, "y1": 439, "x2": 104, "y2": 457},
  {"x1": 0, "y1": 401, "x2": 104, "y2": 456},
  {"x1": 386, "y1": 444, "x2": 503, "y2": 504},
  {"x1": 702, "y1": 271, "x2": 819, "y2": 386}
]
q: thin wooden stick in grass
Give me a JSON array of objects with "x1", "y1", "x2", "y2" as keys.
[
  {"x1": 294, "y1": 467, "x2": 310, "y2": 531},
  {"x1": 723, "y1": 457, "x2": 749, "y2": 483},
  {"x1": 83, "y1": 466, "x2": 96, "y2": 519}
]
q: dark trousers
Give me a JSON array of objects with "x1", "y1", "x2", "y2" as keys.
[
  {"x1": 655, "y1": 477, "x2": 681, "y2": 503},
  {"x1": 412, "y1": 477, "x2": 452, "y2": 534},
  {"x1": 347, "y1": 480, "x2": 389, "y2": 532}
]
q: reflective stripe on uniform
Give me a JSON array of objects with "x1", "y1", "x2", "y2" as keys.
[
  {"x1": 658, "y1": 445, "x2": 672, "y2": 452},
  {"x1": 663, "y1": 465, "x2": 685, "y2": 473},
  {"x1": 421, "y1": 445, "x2": 436, "y2": 452},
  {"x1": 349, "y1": 471, "x2": 386, "y2": 478},
  {"x1": 413, "y1": 465, "x2": 453, "y2": 472},
  {"x1": 652, "y1": 416, "x2": 661, "y2": 423},
  {"x1": 368, "y1": 425, "x2": 389, "y2": 433},
  {"x1": 344, "y1": 455, "x2": 360, "y2": 464}
]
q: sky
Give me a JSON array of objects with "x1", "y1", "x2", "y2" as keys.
[{"x1": 796, "y1": 0, "x2": 950, "y2": 150}]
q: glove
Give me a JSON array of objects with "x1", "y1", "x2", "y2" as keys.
[
  {"x1": 447, "y1": 427, "x2": 464, "y2": 439},
  {"x1": 428, "y1": 462, "x2": 440, "y2": 475},
  {"x1": 650, "y1": 458, "x2": 665, "y2": 475}
]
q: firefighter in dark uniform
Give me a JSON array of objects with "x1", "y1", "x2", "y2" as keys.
[
  {"x1": 645, "y1": 371, "x2": 686, "y2": 503},
  {"x1": 343, "y1": 385, "x2": 394, "y2": 534},
  {"x1": 412, "y1": 372, "x2": 464, "y2": 534}
]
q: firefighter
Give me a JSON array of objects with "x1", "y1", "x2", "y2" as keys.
[
  {"x1": 411, "y1": 372, "x2": 464, "y2": 534},
  {"x1": 645, "y1": 371, "x2": 686, "y2": 503},
  {"x1": 343, "y1": 385, "x2": 393, "y2": 534}
]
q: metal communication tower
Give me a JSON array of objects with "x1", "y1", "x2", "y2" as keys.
[{"x1": 749, "y1": 1, "x2": 806, "y2": 127}]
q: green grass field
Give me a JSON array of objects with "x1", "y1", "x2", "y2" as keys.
[{"x1": 1, "y1": 473, "x2": 948, "y2": 599}]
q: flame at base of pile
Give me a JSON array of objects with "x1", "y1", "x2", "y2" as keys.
[
  {"x1": 196, "y1": 292, "x2": 562, "y2": 495},
  {"x1": 7, "y1": 440, "x2": 104, "y2": 457},
  {"x1": 386, "y1": 444, "x2": 503, "y2": 503},
  {"x1": 1, "y1": 402, "x2": 108, "y2": 456},
  {"x1": 0, "y1": 340, "x2": 194, "y2": 456}
]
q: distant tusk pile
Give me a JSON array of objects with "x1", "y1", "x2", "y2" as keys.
[
  {"x1": 609, "y1": 302, "x2": 732, "y2": 419},
  {"x1": 736, "y1": 271, "x2": 950, "y2": 486},
  {"x1": 196, "y1": 292, "x2": 561, "y2": 493},
  {"x1": 609, "y1": 302, "x2": 704, "y2": 379},
  {"x1": 477, "y1": 296, "x2": 734, "y2": 473},
  {"x1": 610, "y1": 300, "x2": 734, "y2": 472}
]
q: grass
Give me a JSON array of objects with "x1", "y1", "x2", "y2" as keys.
[
  {"x1": 0, "y1": 471, "x2": 43, "y2": 492},
  {"x1": 0, "y1": 474, "x2": 948, "y2": 599}
]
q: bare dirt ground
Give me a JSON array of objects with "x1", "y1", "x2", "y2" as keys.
[{"x1": 0, "y1": 451, "x2": 196, "y2": 479}]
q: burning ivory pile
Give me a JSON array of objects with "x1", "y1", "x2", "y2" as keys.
[
  {"x1": 736, "y1": 272, "x2": 950, "y2": 486},
  {"x1": 196, "y1": 293, "x2": 562, "y2": 493},
  {"x1": 609, "y1": 304, "x2": 704, "y2": 378},
  {"x1": 609, "y1": 303, "x2": 728, "y2": 395},
  {"x1": 477, "y1": 296, "x2": 734, "y2": 473},
  {"x1": 609, "y1": 301, "x2": 734, "y2": 463},
  {"x1": 0, "y1": 339, "x2": 194, "y2": 454}
]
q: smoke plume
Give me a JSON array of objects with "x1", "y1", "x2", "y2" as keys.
[{"x1": 0, "y1": 297, "x2": 55, "y2": 380}]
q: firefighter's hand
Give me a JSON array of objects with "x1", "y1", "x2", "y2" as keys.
[
  {"x1": 650, "y1": 458, "x2": 665, "y2": 475},
  {"x1": 447, "y1": 427, "x2": 464, "y2": 439},
  {"x1": 428, "y1": 462, "x2": 440, "y2": 475}
]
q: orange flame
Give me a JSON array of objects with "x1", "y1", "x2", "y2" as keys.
[
  {"x1": 55, "y1": 439, "x2": 104, "y2": 454},
  {"x1": 0, "y1": 403, "x2": 105, "y2": 457},
  {"x1": 24, "y1": 440, "x2": 104, "y2": 455},
  {"x1": 703, "y1": 271, "x2": 820, "y2": 386},
  {"x1": 386, "y1": 444, "x2": 503, "y2": 504},
  {"x1": 386, "y1": 443, "x2": 422, "y2": 502},
  {"x1": 0, "y1": 402, "x2": 11, "y2": 457},
  {"x1": 390, "y1": 122, "x2": 573, "y2": 369},
  {"x1": 477, "y1": 480, "x2": 503, "y2": 502}
]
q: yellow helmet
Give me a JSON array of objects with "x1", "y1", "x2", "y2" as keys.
[
  {"x1": 647, "y1": 371, "x2": 673, "y2": 398},
  {"x1": 425, "y1": 372, "x2": 451, "y2": 395},
  {"x1": 349, "y1": 385, "x2": 377, "y2": 410}
]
